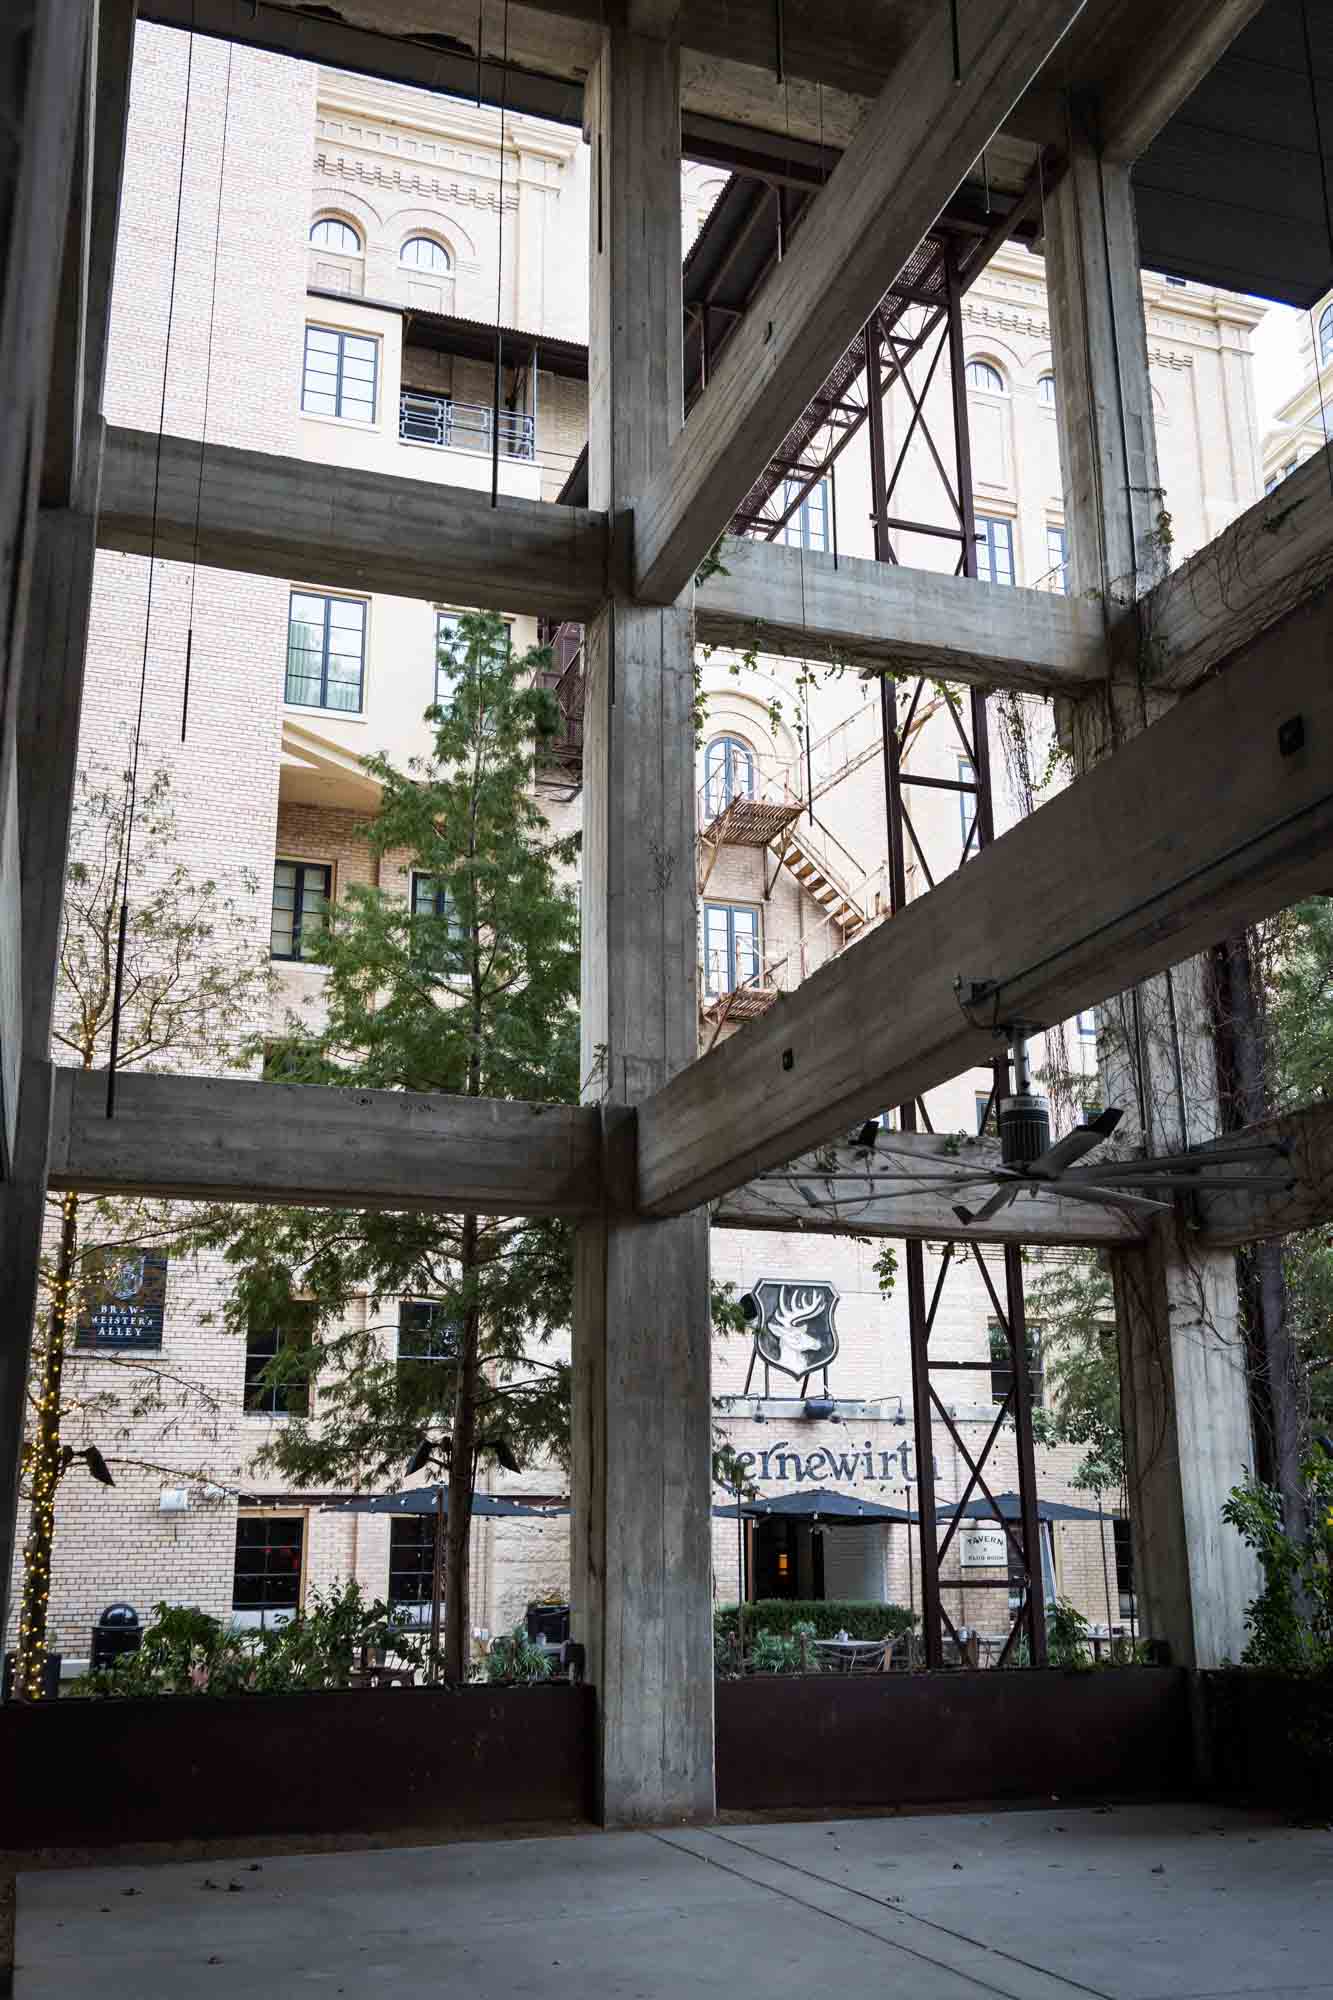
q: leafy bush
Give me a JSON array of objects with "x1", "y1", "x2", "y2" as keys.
[
  {"x1": 1046, "y1": 1598, "x2": 1093, "y2": 1670},
  {"x1": 748, "y1": 1623, "x2": 818, "y2": 1675},
  {"x1": 87, "y1": 1584, "x2": 424, "y2": 1698},
  {"x1": 480, "y1": 1625, "x2": 552, "y2": 1685},
  {"x1": 1223, "y1": 1456, "x2": 1333, "y2": 1672},
  {"x1": 714, "y1": 1599, "x2": 915, "y2": 1646}
]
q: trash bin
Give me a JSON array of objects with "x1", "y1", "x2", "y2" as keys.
[
  {"x1": 90, "y1": 1601, "x2": 142, "y2": 1672},
  {"x1": 2, "y1": 1650, "x2": 62, "y2": 1701}
]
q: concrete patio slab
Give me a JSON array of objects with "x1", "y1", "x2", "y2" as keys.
[{"x1": 14, "y1": 1802, "x2": 1333, "y2": 1998}]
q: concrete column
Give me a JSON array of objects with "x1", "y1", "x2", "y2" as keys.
[
  {"x1": 1045, "y1": 127, "x2": 1258, "y2": 1667},
  {"x1": 0, "y1": 510, "x2": 99, "y2": 1645},
  {"x1": 570, "y1": 14, "x2": 715, "y2": 1825}
]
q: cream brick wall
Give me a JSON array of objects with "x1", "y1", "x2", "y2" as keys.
[{"x1": 21, "y1": 29, "x2": 1267, "y2": 1660}]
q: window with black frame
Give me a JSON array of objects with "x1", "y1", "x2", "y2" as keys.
[
  {"x1": 270, "y1": 859, "x2": 332, "y2": 961},
  {"x1": 398, "y1": 1299, "x2": 461, "y2": 1381},
  {"x1": 988, "y1": 1320, "x2": 1044, "y2": 1407},
  {"x1": 286, "y1": 592, "x2": 366, "y2": 712},
  {"x1": 410, "y1": 871, "x2": 464, "y2": 950},
  {"x1": 388, "y1": 1514, "x2": 436, "y2": 1617},
  {"x1": 301, "y1": 324, "x2": 377, "y2": 421},
  {"x1": 232, "y1": 1516, "x2": 304, "y2": 1619},
  {"x1": 1113, "y1": 1516, "x2": 1136, "y2": 1620},
  {"x1": 243, "y1": 1321, "x2": 311, "y2": 1415}
]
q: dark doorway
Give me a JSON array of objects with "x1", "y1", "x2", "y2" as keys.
[{"x1": 751, "y1": 1518, "x2": 824, "y2": 1600}]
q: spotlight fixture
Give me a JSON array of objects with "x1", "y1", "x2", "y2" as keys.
[
  {"x1": 739, "y1": 1292, "x2": 760, "y2": 1322},
  {"x1": 82, "y1": 1445, "x2": 115, "y2": 1488},
  {"x1": 406, "y1": 1437, "x2": 434, "y2": 1477},
  {"x1": 855, "y1": 1119, "x2": 880, "y2": 1152}
]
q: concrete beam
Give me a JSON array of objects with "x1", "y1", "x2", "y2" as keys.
[
  {"x1": 1098, "y1": 0, "x2": 1265, "y2": 164},
  {"x1": 715, "y1": 1132, "x2": 1144, "y2": 1247},
  {"x1": 1145, "y1": 447, "x2": 1333, "y2": 695},
  {"x1": 631, "y1": 0, "x2": 1092, "y2": 605},
  {"x1": 696, "y1": 537, "x2": 1110, "y2": 694},
  {"x1": 637, "y1": 584, "x2": 1333, "y2": 1216},
  {"x1": 48, "y1": 1068, "x2": 605, "y2": 1219},
  {"x1": 97, "y1": 427, "x2": 609, "y2": 621},
  {"x1": 1195, "y1": 1101, "x2": 1333, "y2": 1250}
]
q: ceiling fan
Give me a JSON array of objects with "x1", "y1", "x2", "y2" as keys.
[{"x1": 939, "y1": 1025, "x2": 1294, "y2": 1227}]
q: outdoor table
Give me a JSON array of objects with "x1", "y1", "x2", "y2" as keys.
[{"x1": 812, "y1": 1638, "x2": 886, "y2": 1675}]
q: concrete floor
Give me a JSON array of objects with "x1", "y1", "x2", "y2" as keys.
[{"x1": 15, "y1": 1801, "x2": 1333, "y2": 1998}]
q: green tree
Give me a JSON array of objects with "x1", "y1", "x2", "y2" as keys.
[
  {"x1": 198, "y1": 613, "x2": 581, "y2": 1684},
  {"x1": 1027, "y1": 1250, "x2": 1123, "y2": 1495},
  {"x1": 17, "y1": 762, "x2": 273, "y2": 1699},
  {"x1": 1267, "y1": 899, "x2": 1333, "y2": 1433}
]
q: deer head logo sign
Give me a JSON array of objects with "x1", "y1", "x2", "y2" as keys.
[{"x1": 743, "y1": 1278, "x2": 840, "y2": 1394}]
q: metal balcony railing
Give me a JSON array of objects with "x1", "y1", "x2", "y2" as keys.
[{"x1": 399, "y1": 391, "x2": 535, "y2": 461}]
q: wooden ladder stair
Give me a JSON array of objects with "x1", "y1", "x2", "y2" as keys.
[{"x1": 775, "y1": 830, "x2": 867, "y2": 936}]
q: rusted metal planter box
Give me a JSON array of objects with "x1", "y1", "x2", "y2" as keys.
[
  {"x1": 715, "y1": 1667, "x2": 1191, "y2": 1811},
  {"x1": 1198, "y1": 1669, "x2": 1333, "y2": 1811},
  {"x1": 0, "y1": 1683, "x2": 594, "y2": 1849}
]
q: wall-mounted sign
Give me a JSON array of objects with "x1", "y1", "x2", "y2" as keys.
[
  {"x1": 742, "y1": 1278, "x2": 840, "y2": 1392},
  {"x1": 75, "y1": 1250, "x2": 168, "y2": 1352},
  {"x1": 959, "y1": 1526, "x2": 1008, "y2": 1568}
]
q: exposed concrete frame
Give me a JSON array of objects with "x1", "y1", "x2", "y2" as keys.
[
  {"x1": 1096, "y1": 0, "x2": 1266, "y2": 164},
  {"x1": 47, "y1": 1069, "x2": 605, "y2": 1218},
  {"x1": 631, "y1": 0, "x2": 1095, "y2": 604},
  {"x1": 636, "y1": 586, "x2": 1333, "y2": 1217},
  {"x1": 97, "y1": 427, "x2": 610, "y2": 623}
]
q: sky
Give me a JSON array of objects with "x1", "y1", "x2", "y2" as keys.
[{"x1": 1251, "y1": 299, "x2": 1309, "y2": 435}]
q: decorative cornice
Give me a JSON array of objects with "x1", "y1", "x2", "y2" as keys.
[{"x1": 314, "y1": 151, "x2": 519, "y2": 215}]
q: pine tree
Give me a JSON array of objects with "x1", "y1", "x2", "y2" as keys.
[{"x1": 198, "y1": 613, "x2": 580, "y2": 1682}]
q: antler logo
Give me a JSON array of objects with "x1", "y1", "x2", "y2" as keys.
[{"x1": 751, "y1": 1278, "x2": 839, "y2": 1384}]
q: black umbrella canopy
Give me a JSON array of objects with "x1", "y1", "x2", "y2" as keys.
[
  {"x1": 325, "y1": 1484, "x2": 567, "y2": 1519},
  {"x1": 940, "y1": 1491, "x2": 1113, "y2": 1525},
  {"x1": 713, "y1": 1487, "x2": 915, "y2": 1524}
]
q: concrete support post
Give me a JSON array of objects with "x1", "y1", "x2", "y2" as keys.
[
  {"x1": 570, "y1": 14, "x2": 714, "y2": 1826},
  {"x1": 1045, "y1": 128, "x2": 1258, "y2": 1668}
]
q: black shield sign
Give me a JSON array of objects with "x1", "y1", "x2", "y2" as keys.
[{"x1": 752, "y1": 1278, "x2": 839, "y2": 1380}]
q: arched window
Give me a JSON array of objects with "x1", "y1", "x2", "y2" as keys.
[
  {"x1": 704, "y1": 734, "x2": 755, "y2": 818},
  {"x1": 1320, "y1": 304, "x2": 1333, "y2": 370},
  {"x1": 401, "y1": 236, "x2": 451, "y2": 272},
  {"x1": 965, "y1": 359, "x2": 1004, "y2": 392},
  {"x1": 309, "y1": 217, "x2": 361, "y2": 254},
  {"x1": 1037, "y1": 372, "x2": 1056, "y2": 405}
]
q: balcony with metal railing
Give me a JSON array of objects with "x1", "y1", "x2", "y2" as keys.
[{"x1": 399, "y1": 391, "x2": 536, "y2": 461}]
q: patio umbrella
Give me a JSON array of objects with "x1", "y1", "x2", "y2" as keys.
[
  {"x1": 712, "y1": 1486, "x2": 915, "y2": 1524},
  {"x1": 939, "y1": 1490, "x2": 1112, "y2": 1524}
]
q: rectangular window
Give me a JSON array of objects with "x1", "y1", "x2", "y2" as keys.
[
  {"x1": 233, "y1": 1516, "x2": 304, "y2": 1614},
  {"x1": 286, "y1": 591, "x2": 366, "y2": 712},
  {"x1": 975, "y1": 1089, "x2": 995, "y2": 1137},
  {"x1": 411, "y1": 871, "x2": 462, "y2": 934},
  {"x1": 1076, "y1": 1009, "x2": 1097, "y2": 1040},
  {"x1": 776, "y1": 478, "x2": 829, "y2": 552},
  {"x1": 398, "y1": 1298, "x2": 461, "y2": 1373},
  {"x1": 976, "y1": 515, "x2": 1015, "y2": 587},
  {"x1": 435, "y1": 611, "x2": 462, "y2": 706},
  {"x1": 244, "y1": 1322, "x2": 311, "y2": 1415},
  {"x1": 271, "y1": 859, "x2": 331, "y2": 962},
  {"x1": 702, "y1": 902, "x2": 761, "y2": 997},
  {"x1": 957, "y1": 756, "x2": 977, "y2": 852},
  {"x1": 989, "y1": 1320, "x2": 1044, "y2": 1408},
  {"x1": 388, "y1": 1514, "x2": 436, "y2": 1616},
  {"x1": 1046, "y1": 523, "x2": 1069, "y2": 593},
  {"x1": 301, "y1": 325, "x2": 377, "y2": 422},
  {"x1": 1113, "y1": 1516, "x2": 1136, "y2": 1620}
]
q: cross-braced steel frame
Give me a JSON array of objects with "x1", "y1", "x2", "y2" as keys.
[{"x1": 868, "y1": 307, "x2": 1048, "y2": 1670}]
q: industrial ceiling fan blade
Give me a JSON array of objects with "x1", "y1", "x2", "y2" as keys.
[
  {"x1": 1027, "y1": 1106, "x2": 1123, "y2": 1180},
  {"x1": 953, "y1": 1184, "x2": 1021, "y2": 1227},
  {"x1": 1038, "y1": 1180, "x2": 1173, "y2": 1216}
]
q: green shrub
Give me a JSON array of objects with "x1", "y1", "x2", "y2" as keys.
[
  {"x1": 481, "y1": 1625, "x2": 552, "y2": 1685},
  {"x1": 1223, "y1": 1455, "x2": 1333, "y2": 1672},
  {"x1": 714, "y1": 1599, "x2": 915, "y2": 1646},
  {"x1": 87, "y1": 1584, "x2": 424, "y2": 1698},
  {"x1": 1046, "y1": 1598, "x2": 1093, "y2": 1670}
]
